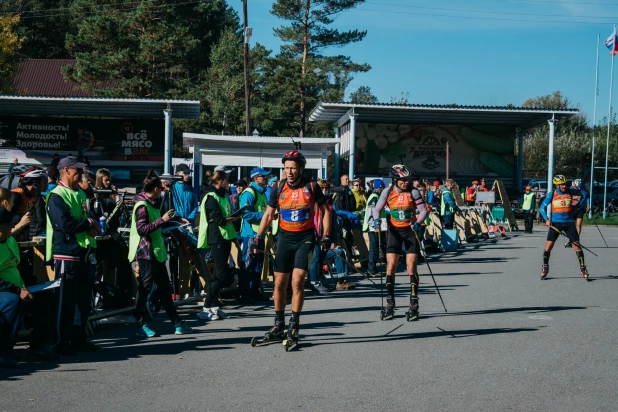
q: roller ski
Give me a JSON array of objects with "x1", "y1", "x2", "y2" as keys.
[
  {"x1": 406, "y1": 299, "x2": 419, "y2": 322},
  {"x1": 251, "y1": 321, "x2": 286, "y2": 347},
  {"x1": 380, "y1": 297, "x2": 396, "y2": 320},
  {"x1": 541, "y1": 264, "x2": 549, "y2": 280},
  {"x1": 282, "y1": 320, "x2": 300, "y2": 352},
  {"x1": 580, "y1": 265, "x2": 591, "y2": 281}
]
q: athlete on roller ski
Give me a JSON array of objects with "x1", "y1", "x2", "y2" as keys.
[
  {"x1": 249, "y1": 150, "x2": 331, "y2": 351},
  {"x1": 372, "y1": 165, "x2": 428, "y2": 321},
  {"x1": 539, "y1": 175, "x2": 591, "y2": 281}
]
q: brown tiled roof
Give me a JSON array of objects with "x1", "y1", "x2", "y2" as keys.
[{"x1": 14, "y1": 59, "x2": 117, "y2": 97}]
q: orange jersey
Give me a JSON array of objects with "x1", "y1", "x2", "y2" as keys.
[
  {"x1": 386, "y1": 190, "x2": 416, "y2": 229},
  {"x1": 278, "y1": 181, "x2": 315, "y2": 232},
  {"x1": 11, "y1": 187, "x2": 36, "y2": 216},
  {"x1": 551, "y1": 190, "x2": 572, "y2": 214}
]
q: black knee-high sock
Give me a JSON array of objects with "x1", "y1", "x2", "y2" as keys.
[
  {"x1": 386, "y1": 275, "x2": 395, "y2": 299},
  {"x1": 543, "y1": 250, "x2": 551, "y2": 265},
  {"x1": 576, "y1": 250, "x2": 585, "y2": 267},
  {"x1": 290, "y1": 311, "x2": 300, "y2": 325},
  {"x1": 409, "y1": 273, "x2": 419, "y2": 299},
  {"x1": 275, "y1": 310, "x2": 285, "y2": 324}
]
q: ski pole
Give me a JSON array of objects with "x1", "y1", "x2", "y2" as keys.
[
  {"x1": 377, "y1": 229, "x2": 384, "y2": 310},
  {"x1": 592, "y1": 220, "x2": 609, "y2": 248},
  {"x1": 413, "y1": 230, "x2": 448, "y2": 313},
  {"x1": 549, "y1": 226, "x2": 599, "y2": 257}
]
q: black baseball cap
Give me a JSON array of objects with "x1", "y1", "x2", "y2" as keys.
[
  {"x1": 57, "y1": 156, "x2": 87, "y2": 169},
  {"x1": 176, "y1": 163, "x2": 192, "y2": 173}
]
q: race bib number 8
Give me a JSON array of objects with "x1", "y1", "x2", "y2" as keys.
[
  {"x1": 392, "y1": 209, "x2": 411, "y2": 221},
  {"x1": 281, "y1": 208, "x2": 311, "y2": 223}
]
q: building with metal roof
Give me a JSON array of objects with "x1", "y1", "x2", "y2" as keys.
[
  {"x1": 309, "y1": 102, "x2": 579, "y2": 191},
  {"x1": 183, "y1": 133, "x2": 339, "y2": 187},
  {"x1": 14, "y1": 59, "x2": 118, "y2": 97}
]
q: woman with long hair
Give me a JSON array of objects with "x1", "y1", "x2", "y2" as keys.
[
  {"x1": 197, "y1": 171, "x2": 240, "y2": 321},
  {"x1": 128, "y1": 170, "x2": 193, "y2": 337}
]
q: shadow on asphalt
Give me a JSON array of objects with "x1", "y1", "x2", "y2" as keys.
[{"x1": 298, "y1": 326, "x2": 541, "y2": 349}]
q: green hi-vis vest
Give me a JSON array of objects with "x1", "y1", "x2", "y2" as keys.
[
  {"x1": 128, "y1": 201, "x2": 167, "y2": 263},
  {"x1": 241, "y1": 186, "x2": 268, "y2": 233},
  {"x1": 197, "y1": 191, "x2": 237, "y2": 248},
  {"x1": 46, "y1": 185, "x2": 96, "y2": 261},
  {"x1": 441, "y1": 189, "x2": 454, "y2": 216},
  {"x1": 0, "y1": 237, "x2": 25, "y2": 289},
  {"x1": 362, "y1": 193, "x2": 386, "y2": 231},
  {"x1": 523, "y1": 193, "x2": 535, "y2": 211}
]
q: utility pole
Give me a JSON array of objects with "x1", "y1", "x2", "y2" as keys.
[{"x1": 242, "y1": 0, "x2": 251, "y2": 136}]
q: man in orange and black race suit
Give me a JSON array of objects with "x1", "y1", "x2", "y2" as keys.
[
  {"x1": 250, "y1": 150, "x2": 331, "y2": 346},
  {"x1": 372, "y1": 164, "x2": 428, "y2": 320},
  {"x1": 539, "y1": 175, "x2": 590, "y2": 281}
]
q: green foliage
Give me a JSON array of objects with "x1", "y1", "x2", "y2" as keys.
[
  {"x1": 389, "y1": 92, "x2": 410, "y2": 105},
  {"x1": 522, "y1": 90, "x2": 588, "y2": 132},
  {"x1": 0, "y1": 0, "x2": 73, "y2": 59},
  {"x1": 350, "y1": 85, "x2": 378, "y2": 104},
  {"x1": 270, "y1": 0, "x2": 370, "y2": 136},
  {"x1": 0, "y1": 14, "x2": 22, "y2": 94},
  {"x1": 63, "y1": 0, "x2": 239, "y2": 98}
]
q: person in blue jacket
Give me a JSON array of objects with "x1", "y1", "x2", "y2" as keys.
[
  {"x1": 171, "y1": 163, "x2": 198, "y2": 225},
  {"x1": 238, "y1": 168, "x2": 271, "y2": 303},
  {"x1": 539, "y1": 175, "x2": 589, "y2": 281}
]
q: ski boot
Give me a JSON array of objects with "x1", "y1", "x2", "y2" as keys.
[
  {"x1": 406, "y1": 298, "x2": 419, "y2": 322},
  {"x1": 541, "y1": 264, "x2": 549, "y2": 280},
  {"x1": 580, "y1": 265, "x2": 591, "y2": 281},
  {"x1": 251, "y1": 321, "x2": 286, "y2": 347},
  {"x1": 283, "y1": 319, "x2": 300, "y2": 352},
  {"x1": 380, "y1": 297, "x2": 396, "y2": 320}
]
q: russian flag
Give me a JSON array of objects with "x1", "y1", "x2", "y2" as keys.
[{"x1": 605, "y1": 27, "x2": 618, "y2": 55}]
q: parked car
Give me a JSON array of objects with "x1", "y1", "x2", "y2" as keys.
[{"x1": 607, "y1": 179, "x2": 618, "y2": 187}]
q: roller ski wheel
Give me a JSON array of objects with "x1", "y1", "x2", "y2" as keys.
[
  {"x1": 580, "y1": 266, "x2": 591, "y2": 281},
  {"x1": 406, "y1": 301, "x2": 419, "y2": 322},
  {"x1": 251, "y1": 323, "x2": 286, "y2": 347},
  {"x1": 381, "y1": 298, "x2": 395, "y2": 320},
  {"x1": 541, "y1": 264, "x2": 549, "y2": 280},
  {"x1": 283, "y1": 323, "x2": 299, "y2": 352}
]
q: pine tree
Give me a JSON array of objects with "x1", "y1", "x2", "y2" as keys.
[
  {"x1": 63, "y1": 0, "x2": 239, "y2": 98},
  {"x1": 350, "y1": 85, "x2": 378, "y2": 104},
  {"x1": 270, "y1": 0, "x2": 370, "y2": 136},
  {"x1": 0, "y1": 14, "x2": 23, "y2": 93}
]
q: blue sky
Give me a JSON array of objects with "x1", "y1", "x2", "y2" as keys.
[{"x1": 229, "y1": 0, "x2": 618, "y2": 124}]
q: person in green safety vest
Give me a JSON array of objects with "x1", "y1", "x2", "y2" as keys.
[
  {"x1": 522, "y1": 186, "x2": 536, "y2": 233},
  {"x1": 441, "y1": 179, "x2": 462, "y2": 230},
  {"x1": 363, "y1": 178, "x2": 387, "y2": 276},
  {"x1": 129, "y1": 170, "x2": 193, "y2": 338},
  {"x1": 46, "y1": 156, "x2": 101, "y2": 356},
  {"x1": 237, "y1": 167, "x2": 271, "y2": 303},
  {"x1": 197, "y1": 171, "x2": 241, "y2": 321}
]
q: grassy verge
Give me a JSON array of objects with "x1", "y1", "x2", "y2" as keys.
[{"x1": 583, "y1": 214, "x2": 618, "y2": 226}]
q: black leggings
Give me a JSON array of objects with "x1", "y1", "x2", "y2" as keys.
[
  {"x1": 205, "y1": 242, "x2": 234, "y2": 308},
  {"x1": 135, "y1": 260, "x2": 179, "y2": 326}
]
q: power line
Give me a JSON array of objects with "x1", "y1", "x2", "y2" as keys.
[
  {"x1": 365, "y1": 1, "x2": 618, "y2": 19},
  {"x1": 2, "y1": 0, "x2": 207, "y2": 19},
  {"x1": 358, "y1": 6, "x2": 618, "y2": 25},
  {"x1": 513, "y1": 0, "x2": 618, "y2": 5}
]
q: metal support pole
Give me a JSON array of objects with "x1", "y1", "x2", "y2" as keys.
[
  {"x1": 604, "y1": 52, "x2": 615, "y2": 219},
  {"x1": 348, "y1": 113, "x2": 357, "y2": 179},
  {"x1": 334, "y1": 127, "x2": 340, "y2": 182},
  {"x1": 516, "y1": 128, "x2": 523, "y2": 192},
  {"x1": 445, "y1": 141, "x2": 449, "y2": 180},
  {"x1": 547, "y1": 114, "x2": 555, "y2": 190},
  {"x1": 590, "y1": 34, "x2": 600, "y2": 219},
  {"x1": 163, "y1": 108, "x2": 173, "y2": 175},
  {"x1": 242, "y1": 0, "x2": 251, "y2": 136}
]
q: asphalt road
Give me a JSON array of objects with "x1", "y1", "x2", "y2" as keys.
[{"x1": 2, "y1": 226, "x2": 617, "y2": 412}]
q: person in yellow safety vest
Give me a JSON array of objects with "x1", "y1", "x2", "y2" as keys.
[
  {"x1": 363, "y1": 178, "x2": 386, "y2": 276},
  {"x1": 46, "y1": 156, "x2": 100, "y2": 356},
  {"x1": 351, "y1": 178, "x2": 366, "y2": 212},
  {"x1": 197, "y1": 171, "x2": 241, "y2": 321},
  {"x1": 237, "y1": 167, "x2": 272, "y2": 303},
  {"x1": 129, "y1": 170, "x2": 193, "y2": 338},
  {"x1": 522, "y1": 186, "x2": 536, "y2": 233}
]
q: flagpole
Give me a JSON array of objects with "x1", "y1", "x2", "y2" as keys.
[
  {"x1": 589, "y1": 34, "x2": 599, "y2": 219},
  {"x1": 603, "y1": 25, "x2": 615, "y2": 219}
]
